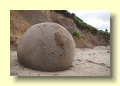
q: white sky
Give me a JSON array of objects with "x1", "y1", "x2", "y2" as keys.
[{"x1": 68, "y1": 10, "x2": 110, "y2": 32}]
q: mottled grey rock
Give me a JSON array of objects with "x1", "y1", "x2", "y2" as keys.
[{"x1": 17, "y1": 22, "x2": 75, "y2": 71}]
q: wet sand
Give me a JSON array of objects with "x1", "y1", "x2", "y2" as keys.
[{"x1": 10, "y1": 46, "x2": 110, "y2": 76}]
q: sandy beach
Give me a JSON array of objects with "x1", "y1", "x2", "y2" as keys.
[{"x1": 10, "y1": 46, "x2": 110, "y2": 76}]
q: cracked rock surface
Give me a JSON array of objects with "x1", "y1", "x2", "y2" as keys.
[{"x1": 17, "y1": 22, "x2": 75, "y2": 71}]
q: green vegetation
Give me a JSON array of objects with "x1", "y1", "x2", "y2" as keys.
[
  {"x1": 73, "y1": 16, "x2": 99, "y2": 34},
  {"x1": 55, "y1": 10, "x2": 74, "y2": 18},
  {"x1": 73, "y1": 16, "x2": 93, "y2": 29},
  {"x1": 105, "y1": 29, "x2": 108, "y2": 33},
  {"x1": 98, "y1": 30, "x2": 110, "y2": 40},
  {"x1": 73, "y1": 16, "x2": 110, "y2": 40},
  {"x1": 55, "y1": 10, "x2": 110, "y2": 40},
  {"x1": 72, "y1": 30, "x2": 80, "y2": 38}
]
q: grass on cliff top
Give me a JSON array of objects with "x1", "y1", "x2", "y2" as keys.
[{"x1": 55, "y1": 10, "x2": 110, "y2": 40}]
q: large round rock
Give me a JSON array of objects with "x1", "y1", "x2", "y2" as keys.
[{"x1": 17, "y1": 22, "x2": 75, "y2": 71}]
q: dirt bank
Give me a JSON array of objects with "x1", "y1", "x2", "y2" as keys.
[{"x1": 10, "y1": 10, "x2": 110, "y2": 50}]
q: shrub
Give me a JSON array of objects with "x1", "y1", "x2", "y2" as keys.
[
  {"x1": 98, "y1": 30, "x2": 110, "y2": 40},
  {"x1": 72, "y1": 30, "x2": 80, "y2": 38}
]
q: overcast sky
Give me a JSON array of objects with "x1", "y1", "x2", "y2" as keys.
[{"x1": 68, "y1": 10, "x2": 110, "y2": 32}]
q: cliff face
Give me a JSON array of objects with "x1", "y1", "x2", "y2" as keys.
[{"x1": 10, "y1": 10, "x2": 110, "y2": 50}]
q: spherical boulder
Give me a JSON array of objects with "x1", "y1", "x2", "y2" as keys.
[{"x1": 17, "y1": 22, "x2": 75, "y2": 71}]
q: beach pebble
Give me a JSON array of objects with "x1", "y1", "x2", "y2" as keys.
[{"x1": 17, "y1": 22, "x2": 75, "y2": 71}]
